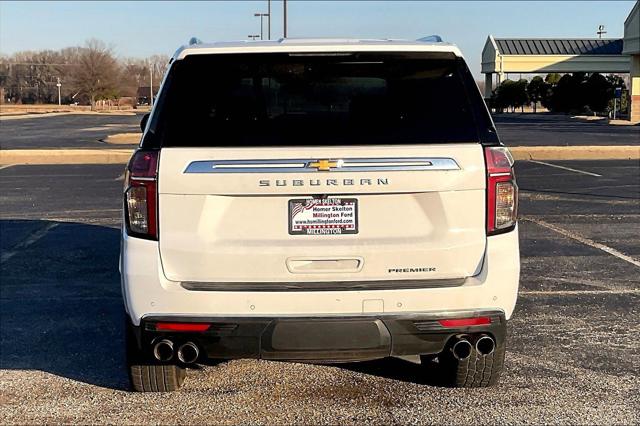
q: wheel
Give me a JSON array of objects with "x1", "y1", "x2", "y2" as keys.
[
  {"x1": 433, "y1": 335, "x2": 506, "y2": 388},
  {"x1": 128, "y1": 362, "x2": 186, "y2": 392},
  {"x1": 125, "y1": 317, "x2": 186, "y2": 392}
]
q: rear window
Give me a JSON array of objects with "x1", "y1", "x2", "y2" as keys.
[{"x1": 147, "y1": 52, "x2": 495, "y2": 147}]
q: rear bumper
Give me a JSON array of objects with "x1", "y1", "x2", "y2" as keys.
[
  {"x1": 121, "y1": 226, "x2": 520, "y2": 325},
  {"x1": 131, "y1": 311, "x2": 506, "y2": 362}
]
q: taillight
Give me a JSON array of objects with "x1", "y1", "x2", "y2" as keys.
[
  {"x1": 124, "y1": 150, "x2": 159, "y2": 240},
  {"x1": 438, "y1": 317, "x2": 492, "y2": 327},
  {"x1": 155, "y1": 322, "x2": 211, "y2": 332},
  {"x1": 485, "y1": 146, "x2": 518, "y2": 235}
]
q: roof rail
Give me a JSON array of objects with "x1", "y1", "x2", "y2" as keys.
[
  {"x1": 188, "y1": 37, "x2": 203, "y2": 46},
  {"x1": 417, "y1": 35, "x2": 443, "y2": 43}
]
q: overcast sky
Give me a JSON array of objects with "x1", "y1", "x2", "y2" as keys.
[{"x1": 0, "y1": 1, "x2": 635, "y2": 78}]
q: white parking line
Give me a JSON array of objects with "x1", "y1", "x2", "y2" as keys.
[
  {"x1": 529, "y1": 160, "x2": 602, "y2": 177},
  {"x1": 520, "y1": 289, "x2": 640, "y2": 295},
  {"x1": 525, "y1": 217, "x2": 640, "y2": 267},
  {"x1": 0, "y1": 164, "x2": 15, "y2": 171},
  {"x1": 0, "y1": 222, "x2": 59, "y2": 263}
]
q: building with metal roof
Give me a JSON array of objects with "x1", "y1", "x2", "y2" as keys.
[
  {"x1": 481, "y1": 36, "x2": 630, "y2": 98},
  {"x1": 481, "y1": 0, "x2": 639, "y2": 122},
  {"x1": 493, "y1": 38, "x2": 624, "y2": 56}
]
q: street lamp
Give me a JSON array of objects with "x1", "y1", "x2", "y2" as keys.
[
  {"x1": 597, "y1": 25, "x2": 607, "y2": 39},
  {"x1": 56, "y1": 77, "x2": 62, "y2": 106},
  {"x1": 248, "y1": 34, "x2": 260, "y2": 40},
  {"x1": 283, "y1": 0, "x2": 287, "y2": 38},
  {"x1": 254, "y1": 12, "x2": 269, "y2": 40},
  {"x1": 148, "y1": 60, "x2": 154, "y2": 107}
]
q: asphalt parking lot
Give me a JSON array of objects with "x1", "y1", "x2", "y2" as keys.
[
  {"x1": 494, "y1": 114, "x2": 640, "y2": 146},
  {"x1": 0, "y1": 113, "x2": 142, "y2": 149},
  {"x1": 0, "y1": 157, "x2": 638, "y2": 424},
  {"x1": 1, "y1": 112, "x2": 638, "y2": 150}
]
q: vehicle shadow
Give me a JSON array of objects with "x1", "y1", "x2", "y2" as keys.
[
  {"x1": 0, "y1": 218, "x2": 450, "y2": 390},
  {"x1": 332, "y1": 356, "x2": 450, "y2": 387},
  {"x1": 0, "y1": 219, "x2": 128, "y2": 390}
]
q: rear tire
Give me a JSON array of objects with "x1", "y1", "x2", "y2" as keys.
[
  {"x1": 128, "y1": 363, "x2": 186, "y2": 392},
  {"x1": 126, "y1": 317, "x2": 186, "y2": 392},
  {"x1": 433, "y1": 335, "x2": 505, "y2": 388}
]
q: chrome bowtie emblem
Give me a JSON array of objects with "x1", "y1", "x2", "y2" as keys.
[{"x1": 307, "y1": 159, "x2": 341, "y2": 171}]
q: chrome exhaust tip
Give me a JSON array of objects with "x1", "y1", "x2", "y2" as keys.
[
  {"x1": 475, "y1": 334, "x2": 496, "y2": 356},
  {"x1": 177, "y1": 342, "x2": 199, "y2": 364},
  {"x1": 451, "y1": 337, "x2": 473, "y2": 361},
  {"x1": 153, "y1": 339, "x2": 174, "y2": 362}
]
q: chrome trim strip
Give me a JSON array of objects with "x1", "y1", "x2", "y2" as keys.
[
  {"x1": 184, "y1": 157, "x2": 460, "y2": 173},
  {"x1": 181, "y1": 278, "x2": 466, "y2": 292},
  {"x1": 142, "y1": 308, "x2": 503, "y2": 320}
]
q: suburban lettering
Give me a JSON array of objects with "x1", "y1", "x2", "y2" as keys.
[{"x1": 258, "y1": 178, "x2": 391, "y2": 187}]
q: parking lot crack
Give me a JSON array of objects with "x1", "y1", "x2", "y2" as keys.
[{"x1": 0, "y1": 222, "x2": 59, "y2": 264}]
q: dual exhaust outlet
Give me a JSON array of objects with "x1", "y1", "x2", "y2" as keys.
[
  {"x1": 153, "y1": 339, "x2": 199, "y2": 364},
  {"x1": 451, "y1": 334, "x2": 495, "y2": 361}
]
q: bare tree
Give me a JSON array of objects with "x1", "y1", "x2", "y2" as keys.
[
  {"x1": 119, "y1": 58, "x2": 147, "y2": 98},
  {"x1": 0, "y1": 40, "x2": 170, "y2": 107},
  {"x1": 148, "y1": 54, "x2": 170, "y2": 86},
  {"x1": 69, "y1": 39, "x2": 120, "y2": 110}
]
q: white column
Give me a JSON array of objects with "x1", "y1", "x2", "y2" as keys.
[{"x1": 484, "y1": 73, "x2": 493, "y2": 98}]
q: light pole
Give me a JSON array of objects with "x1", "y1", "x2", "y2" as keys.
[
  {"x1": 267, "y1": 0, "x2": 271, "y2": 40},
  {"x1": 597, "y1": 25, "x2": 607, "y2": 39},
  {"x1": 56, "y1": 77, "x2": 62, "y2": 106},
  {"x1": 254, "y1": 12, "x2": 269, "y2": 40},
  {"x1": 149, "y1": 62, "x2": 154, "y2": 107},
  {"x1": 283, "y1": 0, "x2": 287, "y2": 38}
]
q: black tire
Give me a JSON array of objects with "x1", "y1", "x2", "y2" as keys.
[
  {"x1": 128, "y1": 362, "x2": 186, "y2": 392},
  {"x1": 125, "y1": 318, "x2": 186, "y2": 392},
  {"x1": 437, "y1": 335, "x2": 506, "y2": 388}
]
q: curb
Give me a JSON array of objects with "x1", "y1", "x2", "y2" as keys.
[
  {"x1": 509, "y1": 146, "x2": 640, "y2": 161},
  {"x1": 1, "y1": 146, "x2": 638, "y2": 165},
  {"x1": 0, "y1": 111, "x2": 137, "y2": 121},
  {"x1": 102, "y1": 133, "x2": 141, "y2": 145},
  {"x1": 0, "y1": 149, "x2": 134, "y2": 165}
]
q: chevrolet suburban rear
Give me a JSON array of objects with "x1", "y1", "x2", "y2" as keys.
[{"x1": 120, "y1": 38, "x2": 520, "y2": 392}]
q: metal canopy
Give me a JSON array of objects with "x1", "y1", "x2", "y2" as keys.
[
  {"x1": 494, "y1": 38, "x2": 623, "y2": 56},
  {"x1": 481, "y1": 35, "x2": 630, "y2": 76}
]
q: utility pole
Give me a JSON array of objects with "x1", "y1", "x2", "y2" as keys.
[
  {"x1": 149, "y1": 62, "x2": 154, "y2": 107},
  {"x1": 283, "y1": 0, "x2": 287, "y2": 38},
  {"x1": 56, "y1": 77, "x2": 62, "y2": 106},
  {"x1": 267, "y1": 0, "x2": 271, "y2": 40},
  {"x1": 597, "y1": 25, "x2": 607, "y2": 39},
  {"x1": 254, "y1": 12, "x2": 269, "y2": 40}
]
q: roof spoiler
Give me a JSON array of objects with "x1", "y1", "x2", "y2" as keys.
[{"x1": 417, "y1": 35, "x2": 443, "y2": 43}]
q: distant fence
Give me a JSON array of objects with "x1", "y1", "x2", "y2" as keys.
[{"x1": 93, "y1": 98, "x2": 137, "y2": 111}]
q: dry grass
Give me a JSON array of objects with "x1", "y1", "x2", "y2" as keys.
[
  {"x1": 0, "y1": 104, "x2": 91, "y2": 115},
  {"x1": 0, "y1": 104, "x2": 145, "y2": 117},
  {"x1": 103, "y1": 133, "x2": 141, "y2": 145}
]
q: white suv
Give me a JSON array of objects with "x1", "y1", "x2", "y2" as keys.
[{"x1": 121, "y1": 37, "x2": 519, "y2": 392}]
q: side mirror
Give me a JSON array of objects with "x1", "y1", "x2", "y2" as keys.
[{"x1": 140, "y1": 113, "x2": 150, "y2": 132}]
